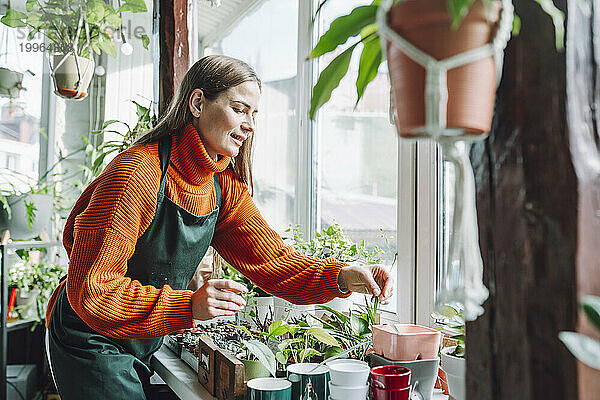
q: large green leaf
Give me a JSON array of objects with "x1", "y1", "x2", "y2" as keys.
[
  {"x1": 323, "y1": 346, "x2": 343, "y2": 360},
  {"x1": 268, "y1": 320, "x2": 290, "y2": 337},
  {"x1": 317, "y1": 305, "x2": 348, "y2": 324},
  {"x1": 98, "y1": 32, "x2": 116, "y2": 57},
  {"x1": 86, "y1": 0, "x2": 106, "y2": 24},
  {"x1": 26, "y1": 0, "x2": 36, "y2": 12},
  {"x1": 355, "y1": 35, "x2": 382, "y2": 107},
  {"x1": 243, "y1": 339, "x2": 276, "y2": 377},
  {"x1": 582, "y1": 296, "x2": 600, "y2": 332},
  {"x1": 118, "y1": 0, "x2": 148, "y2": 13},
  {"x1": 350, "y1": 314, "x2": 370, "y2": 337},
  {"x1": 103, "y1": 3, "x2": 122, "y2": 28},
  {"x1": 309, "y1": 43, "x2": 357, "y2": 120},
  {"x1": 299, "y1": 348, "x2": 320, "y2": 363},
  {"x1": 559, "y1": 332, "x2": 600, "y2": 370},
  {"x1": 309, "y1": 5, "x2": 376, "y2": 59},
  {"x1": 307, "y1": 327, "x2": 339, "y2": 347},
  {"x1": 140, "y1": 33, "x2": 150, "y2": 50},
  {"x1": 2, "y1": 9, "x2": 27, "y2": 28}
]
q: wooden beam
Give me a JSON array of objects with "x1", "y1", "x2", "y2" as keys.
[
  {"x1": 158, "y1": 0, "x2": 189, "y2": 116},
  {"x1": 466, "y1": 0, "x2": 593, "y2": 397}
]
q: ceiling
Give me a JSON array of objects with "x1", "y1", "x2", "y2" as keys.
[{"x1": 195, "y1": 0, "x2": 265, "y2": 49}]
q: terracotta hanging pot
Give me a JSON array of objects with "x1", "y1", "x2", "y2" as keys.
[
  {"x1": 51, "y1": 53, "x2": 95, "y2": 100},
  {"x1": 384, "y1": 0, "x2": 501, "y2": 138}
]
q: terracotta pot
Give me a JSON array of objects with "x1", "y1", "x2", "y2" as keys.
[
  {"x1": 385, "y1": 0, "x2": 501, "y2": 138},
  {"x1": 52, "y1": 54, "x2": 94, "y2": 100}
]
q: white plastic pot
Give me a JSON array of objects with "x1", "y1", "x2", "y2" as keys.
[
  {"x1": 51, "y1": 54, "x2": 94, "y2": 100},
  {"x1": 441, "y1": 346, "x2": 466, "y2": 400},
  {"x1": 273, "y1": 297, "x2": 315, "y2": 320}
]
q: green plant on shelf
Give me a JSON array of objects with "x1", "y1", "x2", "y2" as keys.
[
  {"x1": 8, "y1": 256, "x2": 67, "y2": 323},
  {"x1": 284, "y1": 223, "x2": 383, "y2": 265}
]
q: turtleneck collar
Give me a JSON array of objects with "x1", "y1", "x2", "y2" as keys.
[{"x1": 169, "y1": 123, "x2": 231, "y2": 186}]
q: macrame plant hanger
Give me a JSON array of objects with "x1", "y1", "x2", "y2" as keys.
[
  {"x1": 49, "y1": 0, "x2": 93, "y2": 100},
  {"x1": 377, "y1": 0, "x2": 513, "y2": 321}
]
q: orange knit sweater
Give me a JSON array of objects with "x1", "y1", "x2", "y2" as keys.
[{"x1": 45, "y1": 124, "x2": 349, "y2": 339}]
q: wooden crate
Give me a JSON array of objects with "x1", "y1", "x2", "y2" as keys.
[
  {"x1": 197, "y1": 334, "x2": 219, "y2": 395},
  {"x1": 214, "y1": 347, "x2": 246, "y2": 400}
]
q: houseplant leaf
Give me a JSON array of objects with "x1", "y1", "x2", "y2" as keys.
[
  {"x1": 355, "y1": 35, "x2": 382, "y2": 107},
  {"x1": 350, "y1": 314, "x2": 371, "y2": 337},
  {"x1": 268, "y1": 320, "x2": 290, "y2": 337},
  {"x1": 98, "y1": 32, "x2": 117, "y2": 58},
  {"x1": 309, "y1": 43, "x2": 357, "y2": 120},
  {"x1": 559, "y1": 332, "x2": 600, "y2": 370},
  {"x1": 118, "y1": 0, "x2": 148, "y2": 13},
  {"x1": 581, "y1": 295, "x2": 600, "y2": 332},
  {"x1": 307, "y1": 327, "x2": 339, "y2": 347},
  {"x1": 243, "y1": 339, "x2": 276, "y2": 377},
  {"x1": 141, "y1": 34, "x2": 150, "y2": 50},
  {"x1": 1, "y1": 9, "x2": 27, "y2": 27},
  {"x1": 299, "y1": 348, "x2": 320, "y2": 363},
  {"x1": 309, "y1": 5, "x2": 377, "y2": 59}
]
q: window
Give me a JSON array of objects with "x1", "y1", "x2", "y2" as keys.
[
  {"x1": 315, "y1": 0, "x2": 398, "y2": 312},
  {"x1": 213, "y1": 0, "x2": 299, "y2": 233},
  {"x1": 0, "y1": 24, "x2": 45, "y2": 191},
  {"x1": 201, "y1": 0, "x2": 442, "y2": 324}
]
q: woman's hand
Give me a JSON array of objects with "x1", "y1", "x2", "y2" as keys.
[
  {"x1": 338, "y1": 264, "x2": 394, "y2": 304},
  {"x1": 191, "y1": 279, "x2": 248, "y2": 320}
]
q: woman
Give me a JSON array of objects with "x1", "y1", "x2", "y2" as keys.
[{"x1": 46, "y1": 55, "x2": 393, "y2": 399}]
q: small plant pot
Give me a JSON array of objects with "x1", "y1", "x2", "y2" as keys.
[
  {"x1": 0, "y1": 67, "x2": 24, "y2": 98},
  {"x1": 51, "y1": 54, "x2": 95, "y2": 100},
  {"x1": 273, "y1": 297, "x2": 315, "y2": 320},
  {"x1": 440, "y1": 347, "x2": 465, "y2": 400},
  {"x1": 0, "y1": 194, "x2": 53, "y2": 240},
  {"x1": 372, "y1": 324, "x2": 441, "y2": 361},
  {"x1": 242, "y1": 359, "x2": 272, "y2": 380},
  {"x1": 326, "y1": 359, "x2": 370, "y2": 387}
]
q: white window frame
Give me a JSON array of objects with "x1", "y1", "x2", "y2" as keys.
[{"x1": 195, "y1": 0, "x2": 442, "y2": 326}]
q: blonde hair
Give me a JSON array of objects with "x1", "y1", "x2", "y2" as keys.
[{"x1": 135, "y1": 55, "x2": 261, "y2": 192}]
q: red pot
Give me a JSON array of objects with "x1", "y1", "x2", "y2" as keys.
[{"x1": 384, "y1": 0, "x2": 501, "y2": 138}]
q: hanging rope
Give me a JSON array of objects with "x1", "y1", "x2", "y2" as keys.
[{"x1": 377, "y1": 0, "x2": 513, "y2": 320}]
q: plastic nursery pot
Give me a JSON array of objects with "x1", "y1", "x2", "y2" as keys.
[
  {"x1": 372, "y1": 324, "x2": 441, "y2": 361},
  {"x1": 370, "y1": 366, "x2": 411, "y2": 390},
  {"x1": 384, "y1": 0, "x2": 501, "y2": 138},
  {"x1": 440, "y1": 347, "x2": 465, "y2": 400},
  {"x1": 325, "y1": 359, "x2": 370, "y2": 387}
]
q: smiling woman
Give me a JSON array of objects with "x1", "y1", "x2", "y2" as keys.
[{"x1": 44, "y1": 54, "x2": 393, "y2": 400}]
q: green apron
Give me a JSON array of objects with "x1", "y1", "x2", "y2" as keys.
[{"x1": 48, "y1": 135, "x2": 222, "y2": 399}]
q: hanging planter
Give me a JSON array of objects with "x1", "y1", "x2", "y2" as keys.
[
  {"x1": 50, "y1": 53, "x2": 95, "y2": 100},
  {"x1": 0, "y1": 66, "x2": 24, "y2": 98},
  {"x1": 382, "y1": 0, "x2": 502, "y2": 138}
]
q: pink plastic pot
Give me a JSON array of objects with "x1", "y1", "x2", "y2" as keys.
[{"x1": 372, "y1": 324, "x2": 441, "y2": 361}]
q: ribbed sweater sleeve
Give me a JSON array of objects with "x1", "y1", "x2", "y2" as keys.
[
  {"x1": 213, "y1": 170, "x2": 350, "y2": 305},
  {"x1": 64, "y1": 145, "x2": 194, "y2": 339}
]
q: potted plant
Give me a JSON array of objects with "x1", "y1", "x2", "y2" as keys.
[
  {"x1": 308, "y1": 0, "x2": 565, "y2": 134},
  {"x1": 284, "y1": 223, "x2": 384, "y2": 315},
  {"x1": 559, "y1": 295, "x2": 600, "y2": 370},
  {"x1": 8, "y1": 255, "x2": 67, "y2": 323},
  {"x1": 0, "y1": 67, "x2": 25, "y2": 98},
  {"x1": 1, "y1": 0, "x2": 149, "y2": 100},
  {"x1": 433, "y1": 304, "x2": 465, "y2": 400}
]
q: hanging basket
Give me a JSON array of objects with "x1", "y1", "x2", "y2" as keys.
[
  {"x1": 50, "y1": 53, "x2": 94, "y2": 100},
  {"x1": 380, "y1": 0, "x2": 508, "y2": 138},
  {"x1": 0, "y1": 67, "x2": 24, "y2": 99}
]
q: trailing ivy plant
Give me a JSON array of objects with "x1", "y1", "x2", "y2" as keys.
[
  {"x1": 1, "y1": 0, "x2": 149, "y2": 58},
  {"x1": 559, "y1": 296, "x2": 600, "y2": 370},
  {"x1": 308, "y1": 0, "x2": 565, "y2": 120}
]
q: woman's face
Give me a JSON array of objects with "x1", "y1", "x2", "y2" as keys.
[{"x1": 190, "y1": 81, "x2": 260, "y2": 161}]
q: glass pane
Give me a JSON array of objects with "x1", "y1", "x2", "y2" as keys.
[
  {"x1": 216, "y1": 0, "x2": 298, "y2": 234},
  {"x1": 316, "y1": 0, "x2": 398, "y2": 311},
  {"x1": 0, "y1": 24, "x2": 44, "y2": 191}
]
